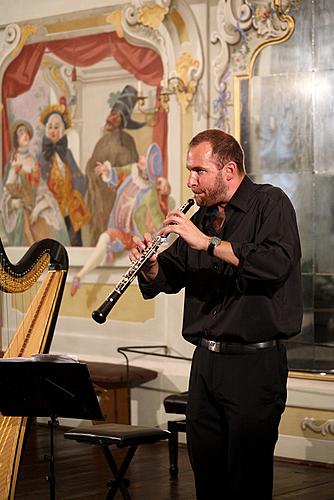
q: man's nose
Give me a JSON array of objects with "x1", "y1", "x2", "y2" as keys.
[{"x1": 187, "y1": 171, "x2": 198, "y2": 188}]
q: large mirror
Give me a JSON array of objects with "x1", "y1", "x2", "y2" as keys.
[{"x1": 237, "y1": 0, "x2": 334, "y2": 380}]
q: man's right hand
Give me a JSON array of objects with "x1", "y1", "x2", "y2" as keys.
[
  {"x1": 130, "y1": 233, "x2": 159, "y2": 282},
  {"x1": 95, "y1": 161, "x2": 111, "y2": 177}
]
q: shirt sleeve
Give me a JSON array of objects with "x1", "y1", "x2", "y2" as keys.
[
  {"x1": 231, "y1": 189, "x2": 301, "y2": 286},
  {"x1": 138, "y1": 236, "x2": 188, "y2": 298}
]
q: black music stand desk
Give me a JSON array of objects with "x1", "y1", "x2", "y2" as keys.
[{"x1": 0, "y1": 355, "x2": 104, "y2": 500}]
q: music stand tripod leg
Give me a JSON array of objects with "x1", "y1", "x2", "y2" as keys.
[{"x1": 45, "y1": 415, "x2": 59, "y2": 500}]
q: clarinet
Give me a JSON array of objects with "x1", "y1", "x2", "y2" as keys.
[{"x1": 92, "y1": 198, "x2": 195, "y2": 324}]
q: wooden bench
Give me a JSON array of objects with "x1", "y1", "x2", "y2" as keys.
[{"x1": 83, "y1": 361, "x2": 158, "y2": 424}]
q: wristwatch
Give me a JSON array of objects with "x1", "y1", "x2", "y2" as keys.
[{"x1": 207, "y1": 236, "x2": 221, "y2": 256}]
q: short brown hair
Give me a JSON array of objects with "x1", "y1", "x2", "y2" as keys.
[{"x1": 188, "y1": 129, "x2": 245, "y2": 174}]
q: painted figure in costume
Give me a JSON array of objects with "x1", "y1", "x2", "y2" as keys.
[
  {"x1": 0, "y1": 120, "x2": 70, "y2": 246},
  {"x1": 71, "y1": 143, "x2": 170, "y2": 296},
  {"x1": 39, "y1": 98, "x2": 91, "y2": 246},
  {"x1": 85, "y1": 84, "x2": 145, "y2": 246}
]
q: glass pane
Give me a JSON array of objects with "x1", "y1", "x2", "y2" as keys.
[
  {"x1": 248, "y1": 172, "x2": 314, "y2": 273},
  {"x1": 245, "y1": 73, "x2": 313, "y2": 174},
  {"x1": 314, "y1": 0, "x2": 334, "y2": 70},
  {"x1": 313, "y1": 70, "x2": 334, "y2": 174},
  {"x1": 314, "y1": 175, "x2": 334, "y2": 273}
]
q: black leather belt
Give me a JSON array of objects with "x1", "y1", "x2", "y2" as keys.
[{"x1": 200, "y1": 337, "x2": 279, "y2": 353}]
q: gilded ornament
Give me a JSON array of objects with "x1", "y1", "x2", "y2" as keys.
[
  {"x1": 175, "y1": 52, "x2": 199, "y2": 84},
  {"x1": 138, "y1": 5, "x2": 168, "y2": 29},
  {"x1": 48, "y1": 64, "x2": 68, "y2": 98},
  {"x1": 106, "y1": 10, "x2": 124, "y2": 38},
  {"x1": 12, "y1": 24, "x2": 37, "y2": 58}
]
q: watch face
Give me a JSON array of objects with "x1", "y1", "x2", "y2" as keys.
[
  {"x1": 208, "y1": 236, "x2": 221, "y2": 256},
  {"x1": 211, "y1": 237, "x2": 221, "y2": 247}
]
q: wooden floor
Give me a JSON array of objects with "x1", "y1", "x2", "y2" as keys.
[{"x1": 14, "y1": 423, "x2": 334, "y2": 500}]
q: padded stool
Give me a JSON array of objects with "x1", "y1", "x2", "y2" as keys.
[
  {"x1": 163, "y1": 391, "x2": 188, "y2": 478},
  {"x1": 64, "y1": 423, "x2": 170, "y2": 499}
]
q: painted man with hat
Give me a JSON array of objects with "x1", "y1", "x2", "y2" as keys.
[
  {"x1": 85, "y1": 84, "x2": 145, "y2": 246},
  {"x1": 71, "y1": 143, "x2": 170, "y2": 296}
]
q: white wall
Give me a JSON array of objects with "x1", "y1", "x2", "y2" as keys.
[{"x1": 0, "y1": 0, "x2": 121, "y2": 26}]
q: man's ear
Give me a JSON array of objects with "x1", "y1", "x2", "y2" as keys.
[{"x1": 224, "y1": 161, "x2": 238, "y2": 180}]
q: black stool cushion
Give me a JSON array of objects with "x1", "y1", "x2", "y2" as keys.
[
  {"x1": 64, "y1": 423, "x2": 170, "y2": 448},
  {"x1": 163, "y1": 392, "x2": 188, "y2": 414}
]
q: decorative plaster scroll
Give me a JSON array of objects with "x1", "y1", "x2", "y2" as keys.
[
  {"x1": 0, "y1": 23, "x2": 21, "y2": 68},
  {"x1": 250, "y1": 2, "x2": 291, "y2": 39},
  {"x1": 211, "y1": 0, "x2": 252, "y2": 91},
  {"x1": 122, "y1": 3, "x2": 172, "y2": 76},
  {"x1": 301, "y1": 417, "x2": 334, "y2": 436},
  {"x1": 12, "y1": 24, "x2": 38, "y2": 58},
  {"x1": 211, "y1": 0, "x2": 291, "y2": 92}
]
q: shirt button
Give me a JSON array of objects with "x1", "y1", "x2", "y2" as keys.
[
  {"x1": 213, "y1": 264, "x2": 219, "y2": 271},
  {"x1": 213, "y1": 310, "x2": 217, "y2": 316}
]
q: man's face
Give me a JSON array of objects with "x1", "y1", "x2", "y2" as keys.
[
  {"x1": 186, "y1": 141, "x2": 229, "y2": 207},
  {"x1": 105, "y1": 111, "x2": 122, "y2": 131}
]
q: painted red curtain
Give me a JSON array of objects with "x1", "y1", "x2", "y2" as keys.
[{"x1": 2, "y1": 32, "x2": 167, "y2": 173}]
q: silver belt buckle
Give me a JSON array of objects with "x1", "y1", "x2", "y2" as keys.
[{"x1": 208, "y1": 340, "x2": 219, "y2": 352}]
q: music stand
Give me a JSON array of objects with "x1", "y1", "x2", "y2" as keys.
[{"x1": 0, "y1": 355, "x2": 104, "y2": 500}]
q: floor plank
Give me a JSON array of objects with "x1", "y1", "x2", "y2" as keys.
[{"x1": 13, "y1": 423, "x2": 334, "y2": 499}]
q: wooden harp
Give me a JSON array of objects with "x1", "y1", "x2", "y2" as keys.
[{"x1": 0, "y1": 238, "x2": 68, "y2": 500}]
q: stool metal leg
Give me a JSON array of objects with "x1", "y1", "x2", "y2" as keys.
[
  {"x1": 101, "y1": 444, "x2": 137, "y2": 500},
  {"x1": 167, "y1": 419, "x2": 187, "y2": 479}
]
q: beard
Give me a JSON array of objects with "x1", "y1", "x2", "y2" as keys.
[{"x1": 194, "y1": 170, "x2": 228, "y2": 207}]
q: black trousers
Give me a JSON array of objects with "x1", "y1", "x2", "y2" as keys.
[{"x1": 186, "y1": 342, "x2": 288, "y2": 500}]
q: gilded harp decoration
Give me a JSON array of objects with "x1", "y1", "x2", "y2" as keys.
[{"x1": 0, "y1": 238, "x2": 68, "y2": 500}]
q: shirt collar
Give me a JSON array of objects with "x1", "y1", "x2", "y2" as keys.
[
  {"x1": 202, "y1": 175, "x2": 257, "y2": 223},
  {"x1": 228, "y1": 175, "x2": 257, "y2": 213}
]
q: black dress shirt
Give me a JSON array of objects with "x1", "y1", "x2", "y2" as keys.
[{"x1": 139, "y1": 175, "x2": 303, "y2": 345}]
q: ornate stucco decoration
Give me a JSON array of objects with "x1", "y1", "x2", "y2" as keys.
[
  {"x1": 211, "y1": 0, "x2": 295, "y2": 132},
  {"x1": 211, "y1": 1, "x2": 253, "y2": 92},
  {"x1": 0, "y1": 23, "x2": 21, "y2": 69},
  {"x1": 120, "y1": 0, "x2": 203, "y2": 110},
  {"x1": 106, "y1": 11, "x2": 124, "y2": 38},
  {"x1": 12, "y1": 24, "x2": 38, "y2": 57},
  {"x1": 212, "y1": 0, "x2": 294, "y2": 87},
  {"x1": 301, "y1": 417, "x2": 334, "y2": 436},
  {"x1": 173, "y1": 52, "x2": 200, "y2": 112},
  {"x1": 40, "y1": 57, "x2": 76, "y2": 116},
  {"x1": 0, "y1": 2, "x2": 203, "y2": 114},
  {"x1": 137, "y1": 4, "x2": 169, "y2": 29}
]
